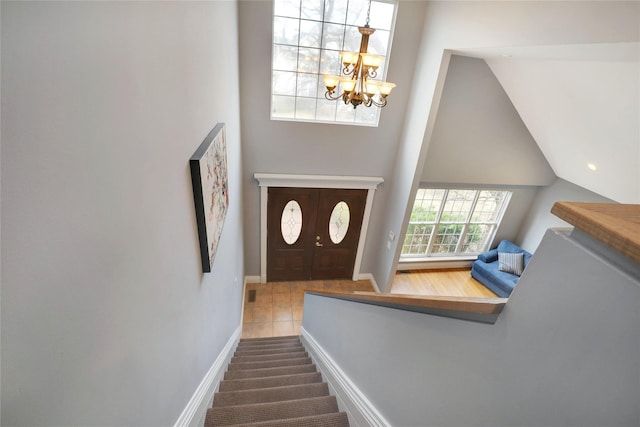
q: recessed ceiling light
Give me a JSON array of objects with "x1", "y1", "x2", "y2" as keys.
[{"x1": 587, "y1": 163, "x2": 598, "y2": 171}]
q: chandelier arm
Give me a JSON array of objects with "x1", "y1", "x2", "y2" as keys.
[
  {"x1": 369, "y1": 97, "x2": 388, "y2": 108},
  {"x1": 325, "y1": 90, "x2": 342, "y2": 101}
]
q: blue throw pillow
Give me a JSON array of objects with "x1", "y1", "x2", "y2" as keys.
[{"x1": 498, "y1": 252, "x2": 524, "y2": 276}]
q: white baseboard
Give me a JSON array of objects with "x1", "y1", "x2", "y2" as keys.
[
  {"x1": 244, "y1": 275, "x2": 261, "y2": 284},
  {"x1": 357, "y1": 273, "x2": 381, "y2": 293},
  {"x1": 174, "y1": 326, "x2": 240, "y2": 427},
  {"x1": 300, "y1": 328, "x2": 390, "y2": 427}
]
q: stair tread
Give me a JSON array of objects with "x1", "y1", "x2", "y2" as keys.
[
  {"x1": 231, "y1": 351, "x2": 308, "y2": 363},
  {"x1": 223, "y1": 412, "x2": 350, "y2": 427},
  {"x1": 224, "y1": 364, "x2": 317, "y2": 380},
  {"x1": 205, "y1": 396, "x2": 339, "y2": 426},
  {"x1": 228, "y1": 357, "x2": 312, "y2": 371},
  {"x1": 235, "y1": 344, "x2": 304, "y2": 353},
  {"x1": 219, "y1": 372, "x2": 323, "y2": 392},
  {"x1": 239, "y1": 335, "x2": 300, "y2": 343},
  {"x1": 213, "y1": 382, "x2": 329, "y2": 407}
]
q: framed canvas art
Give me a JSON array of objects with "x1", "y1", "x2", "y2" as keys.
[{"x1": 190, "y1": 123, "x2": 229, "y2": 273}]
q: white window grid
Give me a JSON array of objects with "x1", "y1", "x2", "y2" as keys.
[
  {"x1": 402, "y1": 189, "x2": 512, "y2": 258},
  {"x1": 271, "y1": 0, "x2": 398, "y2": 126}
]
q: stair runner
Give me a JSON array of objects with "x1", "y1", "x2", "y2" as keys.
[{"x1": 205, "y1": 335, "x2": 349, "y2": 427}]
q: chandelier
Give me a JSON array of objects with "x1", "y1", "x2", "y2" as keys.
[{"x1": 323, "y1": 0, "x2": 396, "y2": 109}]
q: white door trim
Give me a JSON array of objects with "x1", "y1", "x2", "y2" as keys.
[{"x1": 254, "y1": 173, "x2": 384, "y2": 283}]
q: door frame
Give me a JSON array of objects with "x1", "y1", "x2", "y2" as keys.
[{"x1": 254, "y1": 173, "x2": 384, "y2": 283}]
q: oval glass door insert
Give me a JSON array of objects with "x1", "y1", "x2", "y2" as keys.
[
  {"x1": 329, "y1": 201, "x2": 350, "y2": 244},
  {"x1": 281, "y1": 200, "x2": 303, "y2": 245}
]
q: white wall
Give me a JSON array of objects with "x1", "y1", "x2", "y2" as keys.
[
  {"x1": 303, "y1": 228, "x2": 640, "y2": 426},
  {"x1": 422, "y1": 55, "x2": 555, "y2": 186},
  {"x1": 487, "y1": 53, "x2": 640, "y2": 204},
  {"x1": 1, "y1": 2, "x2": 243, "y2": 425},
  {"x1": 517, "y1": 177, "x2": 613, "y2": 252},
  {"x1": 372, "y1": 0, "x2": 640, "y2": 292}
]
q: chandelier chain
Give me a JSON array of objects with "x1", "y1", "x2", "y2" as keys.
[{"x1": 366, "y1": 0, "x2": 372, "y2": 26}]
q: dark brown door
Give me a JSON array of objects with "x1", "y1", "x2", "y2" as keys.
[{"x1": 267, "y1": 188, "x2": 367, "y2": 282}]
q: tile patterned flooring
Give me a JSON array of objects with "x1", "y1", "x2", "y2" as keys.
[
  {"x1": 241, "y1": 279, "x2": 374, "y2": 339},
  {"x1": 241, "y1": 270, "x2": 492, "y2": 339}
]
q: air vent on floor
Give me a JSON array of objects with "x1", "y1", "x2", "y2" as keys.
[{"x1": 248, "y1": 289, "x2": 257, "y2": 302}]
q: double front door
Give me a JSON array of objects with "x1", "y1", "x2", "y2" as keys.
[{"x1": 267, "y1": 187, "x2": 367, "y2": 282}]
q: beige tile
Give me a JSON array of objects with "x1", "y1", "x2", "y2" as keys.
[
  {"x1": 254, "y1": 290, "x2": 273, "y2": 305},
  {"x1": 305, "y1": 281, "x2": 324, "y2": 291},
  {"x1": 272, "y1": 292, "x2": 291, "y2": 306},
  {"x1": 253, "y1": 305, "x2": 273, "y2": 322},
  {"x1": 252, "y1": 322, "x2": 274, "y2": 338},
  {"x1": 243, "y1": 307, "x2": 253, "y2": 323},
  {"x1": 292, "y1": 305, "x2": 304, "y2": 321},
  {"x1": 289, "y1": 281, "x2": 308, "y2": 292},
  {"x1": 290, "y1": 292, "x2": 305, "y2": 305},
  {"x1": 271, "y1": 282, "x2": 291, "y2": 293},
  {"x1": 272, "y1": 321, "x2": 294, "y2": 337},
  {"x1": 293, "y1": 321, "x2": 303, "y2": 335},
  {"x1": 273, "y1": 306, "x2": 293, "y2": 322},
  {"x1": 240, "y1": 325, "x2": 253, "y2": 338}
]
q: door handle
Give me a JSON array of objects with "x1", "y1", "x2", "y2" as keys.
[{"x1": 315, "y1": 241, "x2": 324, "y2": 247}]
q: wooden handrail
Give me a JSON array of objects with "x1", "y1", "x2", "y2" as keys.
[
  {"x1": 305, "y1": 290, "x2": 508, "y2": 324},
  {"x1": 551, "y1": 202, "x2": 640, "y2": 264}
]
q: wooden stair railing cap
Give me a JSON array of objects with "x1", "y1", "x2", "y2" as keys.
[{"x1": 551, "y1": 201, "x2": 640, "y2": 264}]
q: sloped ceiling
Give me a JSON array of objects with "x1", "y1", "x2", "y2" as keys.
[
  {"x1": 422, "y1": 54, "x2": 556, "y2": 186},
  {"x1": 456, "y1": 43, "x2": 639, "y2": 203}
]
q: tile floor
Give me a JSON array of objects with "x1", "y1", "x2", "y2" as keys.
[{"x1": 241, "y1": 279, "x2": 375, "y2": 339}]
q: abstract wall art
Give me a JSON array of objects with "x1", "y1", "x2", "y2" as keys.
[{"x1": 190, "y1": 123, "x2": 229, "y2": 273}]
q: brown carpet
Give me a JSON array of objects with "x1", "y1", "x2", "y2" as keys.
[{"x1": 205, "y1": 336, "x2": 349, "y2": 427}]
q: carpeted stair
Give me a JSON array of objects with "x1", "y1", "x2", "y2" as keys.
[{"x1": 205, "y1": 336, "x2": 349, "y2": 427}]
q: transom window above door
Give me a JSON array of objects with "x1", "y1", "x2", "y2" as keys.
[
  {"x1": 271, "y1": 0, "x2": 397, "y2": 126},
  {"x1": 401, "y1": 188, "x2": 512, "y2": 259}
]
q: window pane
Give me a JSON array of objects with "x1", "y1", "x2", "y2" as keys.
[
  {"x1": 472, "y1": 191, "x2": 508, "y2": 222},
  {"x1": 432, "y1": 224, "x2": 462, "y2": 254},
  {"x1": 281, "y1": 200, "x2": 303, "y2": 244},
  {"x1": 342, "y1": 25, "x2": 362, "y2": 52},
  {"x1": 274, "y1": 17, "x2": 300, "y2": 45},
  {"x1": 369, "y1": 2, "x2": 395, "y2": 30},
  {"x1": 297, "y1": 47, "x2": 321, "y2": 73},
  {"x1": 316, "y1": 98, "x2": 337, "y2": 121},
  {"x1": 412, "y1": 189, "x2": 445, "y2": 222},
  {"x1": 301, "y1": 0, "x2": 323, "y2": 20},
  {"x1": 346, "y1": 0, "x2": 369, "y2": 26},
  {"x1": 402, "y1": 224, "x2": 433, "y2": 255},
  {"x1": 329, "y1": 201, "x2": 350, "y2": 244},
  {"x1": 324, "y1": 0, "x2": 347, "y2": 24},
  {"x1": 273, "y1": 45, "x2": 299, "y2": 71},
  {"x1": 296, "y1": 73, "x2": 319, "y2": 97},
  {"x1": 322, "y1": 22, "x2": 346, "y2": 51},
  {"x1": 366, "y1": 29, "x2": 389, "y2": 56},
  {"x1": 295, "y1": 97, "x2": 317, "y2": 119},
  {"x1": 320, "y1": 49, "x2": 342, "y2": 75},
  {"x1": 355, "y1": 105, "x2": 377, "y2": 125},
  {"x1": 272, "y1": 95, "x2": 296, "y2": 119},
  {"x1": 335, "y1": 103, "x2": 356, "y2": 122},
  {"x1": 274, "y1": 0, "x2": 300, "y2": 18},
  {"x1": 462, "y1": 224, "x2": 494, "y2": 253},
  {"x1": 441, "y1": 190, "x2": 475, "y2": 223},
  {"x1": 300, "y1": 20, "x2": 322, "y2": 48},
  {"x1": 273, "y1": 71, "x2": 297, "y2": 96}
]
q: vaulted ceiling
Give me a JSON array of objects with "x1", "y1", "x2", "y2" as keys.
[{"x1": 456, "y1": 42, "x2": 639, "y2": 203}]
